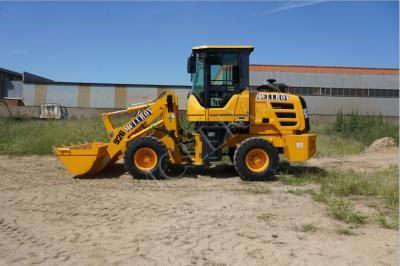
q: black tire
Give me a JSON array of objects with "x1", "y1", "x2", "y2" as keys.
[
  {"x1": 233, "y1": 137, "x2": 279, "y2": 181},
  {"x1": 228, "y1": 147, "x2": 235, "y2": 163},
  {"x1": 124, "y1": 136, "x2": 169, "y2": 179}
]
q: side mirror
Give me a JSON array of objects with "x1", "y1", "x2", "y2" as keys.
[{"x1": 187, "y1": 54, "x2": 196, "y2": 73}]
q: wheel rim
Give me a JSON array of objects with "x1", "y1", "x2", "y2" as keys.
[
  {"x1": 245, "y1": 148, "x2": 269, "y2": 173},
  {"x1": 133, "y1": 147, "x2": 158, "y2": 171}
]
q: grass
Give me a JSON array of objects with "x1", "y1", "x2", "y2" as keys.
[
  {"x1": 0, "y1": 117, "x2": 108, "y2": 155},
  {"x1": 257, "y1": 213, "x2": 275, "y2": 225},
  {"x1": 287, "y1": 189, "x2": 309, "y2": 196},
  {"x1": 279, "y1": 168, "x2": 328, "y2": 186},
  {"x1": 283, "y1": 166, "x2": 398, "y2": 228},
  {"x1": 0, "y1": 115, "x2": 194, "y2": 155},
  {"x1": 336, "y1": 226, "x2": 357, "y2": 236},
  {"x1": 315, "y1": 134, "x2": 365, "y2": 156},
  {"x1": 320, "y1": 166, "x2": 399, "y2": 209},
  {"x1": 0, "y1": 111, "x2": 397, "y2": 157},
  {"x1": 327, "y1": 199, "x2": 368, "y2": 224},
  {"x1": 376, "y1": 214, "x2": 399, "y2": 230},
  {"x1": 312, "y1": 112, "x2": 398, "y2": 156},
  {"x1": 298, "y1": 223, "x2": 317, "y2": 233}
]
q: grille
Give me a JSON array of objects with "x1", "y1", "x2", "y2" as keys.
[
  {"x1": 279, "y1": 121, "x2": 297, "y2": 127},
  {"x1": 275, "y1": 112, "x2": 296, "y2": 118},
  {"x1": 271, "y1": 103, "x2": 294, "y2": 109},
  {"x1": 270, "y1": 102, "x2": 297, "y2": 127}
]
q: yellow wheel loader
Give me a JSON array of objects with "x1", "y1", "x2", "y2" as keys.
[{"x1": 54, "y1": 46, "x2": 316, "y2": 181}]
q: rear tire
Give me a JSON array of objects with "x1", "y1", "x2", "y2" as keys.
[
  {"x1": 233, "y1": 137, "x2": 279, "y2": 181},
  {"x1": 124, "y1": 136, "x2": 169, "y2": 179}
]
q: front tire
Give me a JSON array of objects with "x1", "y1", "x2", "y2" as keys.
[
  {"x1": 124, "y1": 136, "x2": 169, "y2": 179},
  {"x1": 233, "y1": 137, "x2": 279, "y2": 181}
]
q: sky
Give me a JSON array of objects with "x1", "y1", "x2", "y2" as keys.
[{"x1": 0, "y1": 1, "x2": 398, "y2": 85}]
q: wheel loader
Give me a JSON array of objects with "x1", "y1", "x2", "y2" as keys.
[{"x1": 54, "y1": 46, "x2": 316, "y2": 180}]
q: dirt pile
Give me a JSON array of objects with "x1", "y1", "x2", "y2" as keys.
[{"x1": 364, "y1": 137, "x2": 397, "y2": 153}]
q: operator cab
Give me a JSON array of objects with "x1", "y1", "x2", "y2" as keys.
[{"x1": 187, "y1": 46, "x2": 254, "y2": 108}]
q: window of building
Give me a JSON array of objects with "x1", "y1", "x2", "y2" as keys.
[{"x1": 283, "y1": 86, "x2": 398, "y2": 98}]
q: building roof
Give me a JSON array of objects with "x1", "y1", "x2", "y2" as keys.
[
  {"x1": 192, "y1": 45, "x2": 254, "y2": 52},
  {"x1": 23, "y1": 72, "x2": 53, "y2": 83},
  {"x1": 23, "y1": 79, "x2": 191, "y2": 88},
  {"x1": 250, "y1": 64, "x2": 399, "y2": 75},
  {"x1": 0, "y1": 67, "x2": 22, "y2": 78}
]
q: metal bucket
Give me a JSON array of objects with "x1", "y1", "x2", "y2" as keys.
[{"x1": 54, "y1": 142, "x2": 110, "y2": 176}]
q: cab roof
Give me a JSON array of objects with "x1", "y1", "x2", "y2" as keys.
[{"x1": 192, "y1": 45, "x2": 254, "y2": 52}]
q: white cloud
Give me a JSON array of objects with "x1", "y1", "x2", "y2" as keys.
[
  {"x1": 11, "y1": 49, "x2": 29, "y2": 55},
  {"x1": 259, "y1": 0, "x2": 324, "y2": 16}
]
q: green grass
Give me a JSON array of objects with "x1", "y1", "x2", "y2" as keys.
[
  {"x1": 328, "y1": 111, "x2": 399, "y2": 145},
  {"x1": 287, "y1": 188, "x2": 309, "y2": 196},
  {"x1": 327, "y1": 199, "x2": 368, "y2": 224},
  {"x1": 336, "y1": 226, "x2": 357, "y2": 236},
  {"x1": 315, "y1": 134, "x2": 365, "y2": 156},
  {"x1": 0, "y1": 110, "x2": 397, "y2": 157},
  {"x1": 312, "y1": 112, "x2": 398, "y2": 156},
  {"x1": 0, "y1": 117, "x2": 108, "y2": 155},
  {"x1": 279, "y1": 169, "x2": 328, "y2": 186},
  {"x1": 320, "y1": 166, "x2": 399, "y2": 209},
  {"x1": 298, "y1": 223, "x2": 317, "y2": 233},
  {"x1": 257, "y1": 213, "x2": 275, "y2": 224},
  {"x1": 288, "y1": 167, "x2": 399, "y2": 227},
  {"x1": 376, "y1": 214, "x2": 399, "y2": 230}
]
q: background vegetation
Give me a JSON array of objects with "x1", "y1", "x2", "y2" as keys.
[
  {"x1": 312, "y1": 112, "x2": 398, "y2": 156},
  {"x1": 0, "y1": 112, "x2": 397, "y2": 155}
]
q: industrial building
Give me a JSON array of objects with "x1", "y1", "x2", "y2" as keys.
[{"x1": 1, "y1": 64, "x2": 398, "y2": 117}]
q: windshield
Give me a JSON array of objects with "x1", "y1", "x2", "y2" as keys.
[{"x1": 191, "y1": 57, "x2": 205, "y2": 104}]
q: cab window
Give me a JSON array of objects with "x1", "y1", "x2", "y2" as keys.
[
  {"x1": 208, "y1": 52, "x2": 239, "y2": 107},
  {"x1": 191, "y1": 58, "x2": 205, "y2": 105},
  {"x1": 209, "y1": 53, "x2": 239, "y2": 87}
]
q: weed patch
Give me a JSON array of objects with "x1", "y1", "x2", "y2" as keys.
[
  {"x1": 377, "y1": 214, "x2": 399, "y2": 230},
  {"x1": 298, "y1": 223, "x2": 317, "y2": 233},
  {"x1": 336, "y1": 226, "x2": 357, "y2": 236},
  {"x1": 327, "y1": 199, "x2": 368, "y2": 224}
]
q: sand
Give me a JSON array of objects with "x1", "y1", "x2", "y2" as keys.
[{"x1": 0, "y1": 146, "x2": 398, "y2": 265}]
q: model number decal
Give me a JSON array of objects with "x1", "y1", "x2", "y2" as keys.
[
  {"x1": 113, "y1": 130, "x2": 126, "y2": 145},
  {"x1": 124, "y1": 108, "x2": 153, "y2": 132},
  {"x1": 256, "y1": 93, "x2": 289, "y2": 101}
]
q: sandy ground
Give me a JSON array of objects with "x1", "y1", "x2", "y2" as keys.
[{"x1": 0, "y1": 148, "x2": 398, "y2": 266}]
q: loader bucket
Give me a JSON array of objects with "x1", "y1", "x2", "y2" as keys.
[{"x1": 54, "y1": 142, "x2": 111, "y2": 176}]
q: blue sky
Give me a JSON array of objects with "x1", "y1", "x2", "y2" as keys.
[{"x1": 0, "y1": 1, "x2": 398, "y2": 85}]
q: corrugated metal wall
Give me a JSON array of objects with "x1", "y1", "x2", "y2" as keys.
[
  {"x1": 21, "y1": 83, "x2": 191, "y2": 111},
  {"x1": 16, "y1": 67, "x2": 399, "y2": 116},
  {"x1": 250, "y1": 71, "x2": 399, "y2": 116},
  {"x1": 250, "y1": 71, "x2": 399, "y2": 89}
]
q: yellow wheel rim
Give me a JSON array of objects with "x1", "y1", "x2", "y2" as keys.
[
  {"x1": 133, "y1": 147, "x2": 158, "y2": 171},
  {"x1": 245, "y1": 148, "x2": 269, "y2": 173}
]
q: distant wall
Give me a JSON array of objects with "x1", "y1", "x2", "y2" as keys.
[{"x1": 21, "y1": 83, "x2": 191, "y2": 111}]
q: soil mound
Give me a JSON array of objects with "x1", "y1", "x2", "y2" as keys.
[{"x1": 365, "y1": 137, "x2": 397, "y2": 153}]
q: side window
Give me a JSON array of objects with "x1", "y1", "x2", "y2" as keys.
[
  {"x1": 209, "y1": 53, "x2": 239, "y2": 87},
  {"x1": 208, "y1": 53, "x2": 239, "y2": 108}
]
